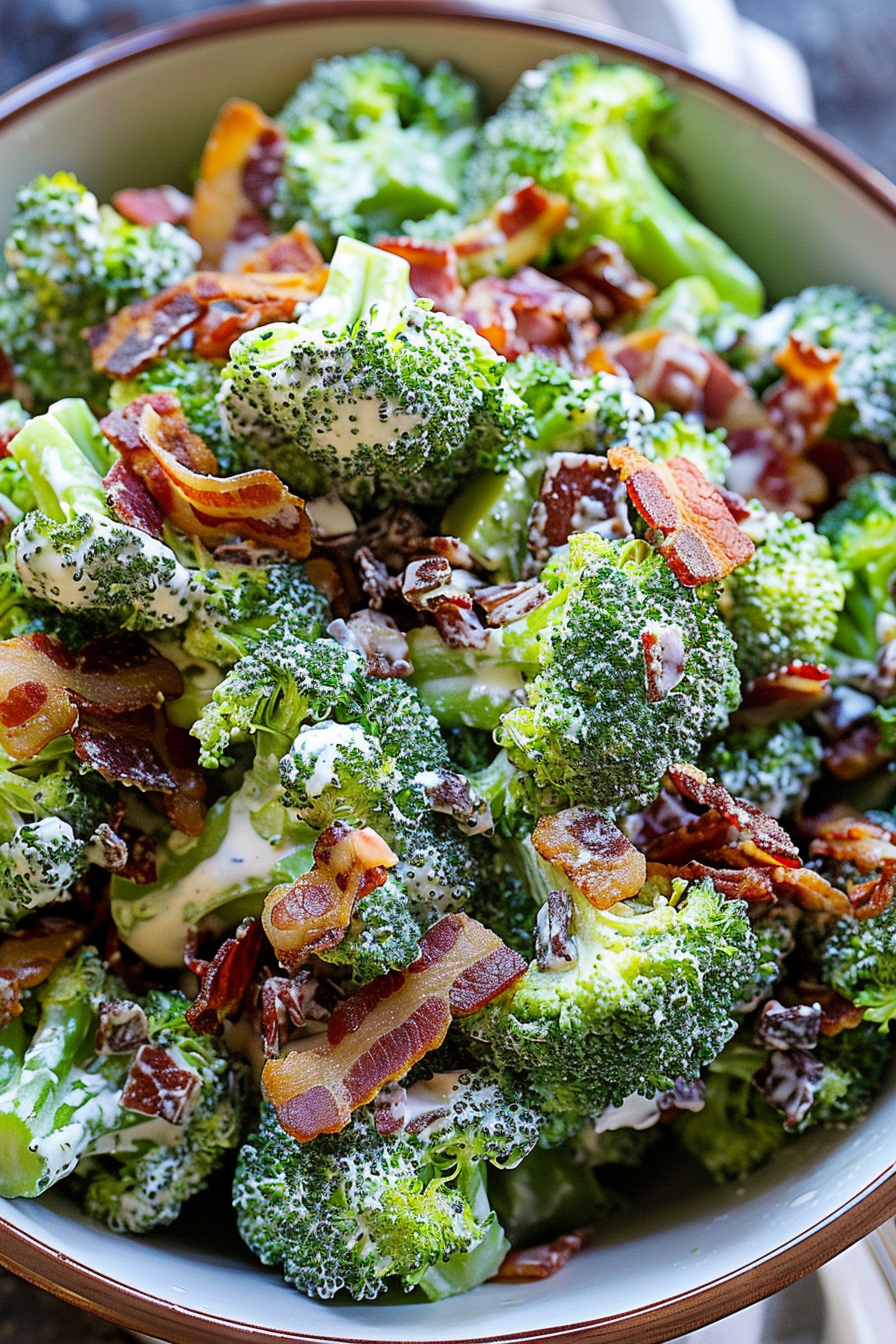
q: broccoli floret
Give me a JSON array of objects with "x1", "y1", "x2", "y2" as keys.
[
  {"x1": 74, "y1": 990, "x2": 251, "y2": 1233},
  {"x1": 819, "y1": 473, "x2": 896, "y2": 662},
  {"x1": 497, "y1": 534, "x2": 740, "y2": 812},
  {"x1": 233, "y1": 1068, "x2": 539, "y2": 1301},
  {"x1": 700, "y1": 720, "x2": 822, "y2": 819},
  {"x1": 673, "y1": 1039, "x2": 789, "y2": 1182},
  {"x1": 733, "y1": 913, "x2": 795, "y2": 1013},
  {"x1": 109, "y1": 353, "x2": 240, "y2": 472},
  {"x1": 272, "y1": 51, "x2": 479, "y2": 254},
  {"x1": 806, "y1": 1021, "x2": 894, "y2": 1126},
  {"x1": 316, "y1": 872, "x2": 424, "y2": 983},
  {"x1": 220, "y1": 236, "x2": 530, "y2": 509},
  {"x1": 463, "y1": 55, "x2": 763, "y2": 313},
  {"x1": 506, "y1": 354, "x2": 654, "y2": 456},
  {"x1": 183, "y1": 559, "x2": 330, "y2": 667},
  {"x1": 742, "y1": 286, "x2": 896, "y2": 451},
  {"x1": 0, "y1": 172, "x2": 198, "y2": 409},
  {"x1": 723, "y1": 507, "x2": 845, "y2": 681},
  {"x1": 642, "y1": 412, "x2": 730, "y2": 486},
  {"x1": 468, "y1": 876, "x2": 760, "y2": 1144},
  {"x1": 818, "y1": 903, "x2": 896, "y2": 1027}
]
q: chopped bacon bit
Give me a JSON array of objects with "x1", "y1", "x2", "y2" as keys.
[
  {"x1": 851, "y1": 862, "x2": 896, "y2": 920},
  {"x1": 550, "y1": 239, "x2": 656, "y2": 320},
  {"x1": 765, "y1": 335, "x2": 840, "y2": 455},
  {"x1": 823, "y1": 721, "x2": 890, "y2": 781},
  {"x1": 799, "y1": 985, "x2": 866, "y2": 1036},
  {"x1": 474, "y1": 579, "x2": 548, "y2": 627},
  {"x1": 666, "y1": 763, "x2": 800, "y2": 867},
  {"x1": 95, "y1": 1000, "x2": 150, "y2": 1054},
  {"x1": 0, "y1": 632, "x2": 182, "y2": 761},
  {"x1": 809, "y1": 815, "x2": 896, "y2": 875},
  {"x1": 535, "y1": 890, "x2": 576, "y2": 971},
  {"x1": 263, "y1": 825, "x2": 398, "y2": 970},
  {"x1": 238, "y1": 222, "x2": 327, "y2": 279},
  {"x1": 186, "y1": 918, "x2": 263, "y2": 1034},
  {"x1": 608, "y1": 445, "x2": 755, "y2": 586},
  {"x1": 85, "y1": 270, "x2": 321, "y2": 377},
  {"x1": 401, "y1": 556, "x2": 472, "y2": 613},
  {"x1": 433, "y1": 602, "x2": 491, "y2": 650},
  {"x1": 357, "y1": 506, "x2": 429, "y2": 569},
  {"x1": 533, "y1": 808, "x2": 646, "y2": 909},
  {"x1": 767, "y1": 866, "x2": 851, "y2": 916},
  {"x1": 327, "y1": 610, "x2": 412, "y2": 678},
  {"x1": 375, "y1": 237, "x2": 464, "y2": 316},
  {"x1": 492, "y1": 1229, "x2": 593, "y2": 1282},
  {"x1": 261, "y1": 970, "x2": 324, "y2": 1060},
  {"x1": 752, "y1": 1048, "x2": 824, "y2": 1128},
  {"x1": 529, "y1": 452, "x2": 630, "y2": 563},
  {"x1": 452, "y1": 181, "x2": 569, "y2": 281},
  {"x1": 112, "y1": 185, "x2": 192, "y2": 228},
  {"x1": 121, "y1": 1044, "x2": 202, "y2": 1124},
  {"x1": 0, "y1": 917, "x2": 85, "y2": 1026},
  {"x1": 462, "y1": 268, "x2": 599, "y2": 368},
  {"x1": 262, "y1": 913, "x2": 526, "y2": 1141},
  {"x1": 101, "y1": 395, "x2": 312, "y2": 559},
  {"x1": 103, "y1": 459, "x2": 166, "y2": 539},
  {"x1": 189, "y1": 98, "x2": 285, "y2": 268},
  {"x1": 734, "y1": 662, "x2": 831, "y2": 729},
  {"x1": 650, "y1": 859, "x2": 775, "y2": 904},
  {"x1": 641, "y1": 622, "x2": 685, "y2": 703},
  {"x1": 86, "y1": 823, "x2": 129, "y2": 874},
  {"x1": 72, "y1": 705, "x2": 206, "y2": 835},
  {"x1": 420, "y1": 771, "x2": 492, "y2": 836},
  {"x1": 755, "y1": 999, "x2": 821, "y2": 1052}
]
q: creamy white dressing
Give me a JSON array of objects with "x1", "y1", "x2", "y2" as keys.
[
  {"x1": 290, "y1": 721, "x2": 374, "y2": 798},
  {"x1": 592, "y1": 1092, "x2": 663, "y2": 1133},
  {"x1": 306, "y1": 489, "x2": 356, "y2": 539},
  {"x1": 1, "y1": 816, "x2": 79, "y2": 904}
]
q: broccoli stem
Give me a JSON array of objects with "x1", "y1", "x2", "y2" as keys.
[
  {"x1": 301, "y1": 235, "x2": 409, "y2": 336},
  {"x1": 406, "y1": 626, "x2": 529, "y2": 730}
]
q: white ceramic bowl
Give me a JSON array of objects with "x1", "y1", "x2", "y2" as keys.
[{"x1": 1, "y1": 5, "x2": 896, "y2": 1342}]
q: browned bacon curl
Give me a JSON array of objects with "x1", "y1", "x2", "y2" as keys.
[
  {"x1": 0, "y1": 917, "x2": 85, "y2": 1027},
  {"x1": 262, "y1": 913, "x2": 526, "y2": 1142},
  {"x1": 608, "y1": 444, "x2": 755, "y2": 586},
  {"x1": 533, "y1": 808, "x2": 646, "y2": 909},
  {"x1": 186, "y1": 917, "x2": 264, "y2": 1035},
  {"x1": 666, "y1": 763, "x2": 800, "y2": 868}
]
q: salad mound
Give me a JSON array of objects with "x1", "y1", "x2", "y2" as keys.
[{"x1": 0, "y1": 45, "x2": 895, "y2": 1303}]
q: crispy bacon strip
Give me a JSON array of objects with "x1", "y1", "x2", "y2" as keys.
[
  {"x1": 608, "y1": 445, "x2": 754, "y2": 586},
  {"x1": 492, "y1": 1229, "x2": 593, "y2": 1282},
  {"x1": 809, "y1": 815, "x2": 896, "y2": 875},
  {"x1": 0, "y1": 632, "x2": 182, "y2": 760},
  {"x1": 263, "y1": 825, "x2": 398, "y2": 969},
  {"x1": 666, "y1": 763, "x2": 800, "y2": 867},
  {"x1": 189, "y1": 98, "x2": 285, "y2": 268},
  {"x1": 104, "y1": 459, "x2": 166, "y2": 538},
  {"x1": 186, "y1": 917, "x2": 263, "y2": 1034},
  {"x1": 533, "y1": 809, "x2": 646, "y2": 909},
  {"x1": 0, "y1": 917, "x2": 85, "y2": 1026},
  {"x1": 263, "y1": 913, "x2": 526, "y2": 1141},
  {"x1": 648, "y1": 860, "x2": 775, "y2": 904},
  {"x1": 100, "y1": 394, "x2": 312, "y2": 558},
  {"x1": 375, "y1": 237, "x2": 465, "y2": 316},
  {"x1": 112, "y1": 185, "x2": 192, "y2": 228},
  {"x1": 734, "y1": 662, "x2": 831, "y2": 729},
  {"x1": 452, "y1": 181, "x2": 569, "y2": 280}
]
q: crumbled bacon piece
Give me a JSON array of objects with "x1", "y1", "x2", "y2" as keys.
[
  {"x1": 357, "y1": 506, "x2": 429, "y2": 569},
  {"x1": 95, "y1": 1000, "x2": 150, "y2": 1055},
  {"x1": 666, "y1": 763, "x2": 800, "y2": 867},
  {"x1": 452, "y1": 181, "x2": 569, "y2": 281},
  {"x1": 263, "y1": 825, "x2": 398, "y2": 969},
  {"x1": 189, "y1": 98, "x2": 286, "y2": 268},
  {"x1": 529, "y1": 452, "x2": 630, "y2": 563},
  {"x1": 765, "y1": 335, "x2": 840, "y2": 455},
  {"x1": 550, "y1": 239, "x2": 656, "y2": 320},
  {"x1": 416, "y1": 536, "x2": 478, "y2": 571},
  {"x1": 0, "y1": 631, "x2": 182, "y2": 761},
  {"x1": 809, "y1": 815, "x2": 896, "y2": 875},
  {"x1": 401, "y1": 556, "x2": 472, "y2": 613},
  {"x1": 533, "y1": 809, "x2": 646, "y2": 909},
  {"x1": 850, "y1": 862, "x2": 896, "y2": 920},
  {"x1": 767, "y1": 866, "x2": 851, "y2": 916},
  {"x1": 112, "y1": 185, "x2": 192, "y2": 227},
  {"x1": 641, "y1": 622, "x2": 685, "y2": 703},
  {"x1": 433, "y1": 603, "x2": 491, "y2": 650},
  {"x1": 0, "y1": 917, "x2": 85, "y2": 1026},
  {"x1": 725, "y1": 426, "x2": 828, "y2": 520},
  {"x1": 186, "y1": 918, "x2": 263, "y2": 1034},
  {"x1": 261, "y1": 970, "x2": 324, "y2": 1060},
  {"x1": 373, "y1": 1081, "x2": 408, "y2": 1135},
  {"x1": 462, "y1": 267, "x2": 599, "y2": 368},
  {"x1": 650, "y1": 859, "x2": 775, "y2": 904},
  {"x1": 752, "y1": 1048, "x2": 824, "y2": 1128},
  {"x1": 608, "y1": 445, "x2": 755, "y2": 586},
  {"x1": 121, "y1": 1044, "x2": 202, "y2": 1124},
  {"x1": 474, "y1": 579, "x2": 548, "y2": 627},
  {"x1": 823, "y1": 721, "x2": 890, "y2": 782},
  {"x1": 327, "y1": 609, "x2": 412, "y2": 678},
  {"x1": 755, "y1": 999, "x2": 821, "y2": 1052},
  {"x1": 420, "y1": 770, "x2": 492, "y2": 836},
  {"x1": 734, "y1": 662, "x2": 831, "y2": 729},
  {"x1": 535, "y1": 890, "x2": 576, "y2": 972},
  {"x1": 492, "y1": 1229, "x2": 593, "y2": 1282},
  {"x1": 103, "y1": 459, "x2": 166, "y2": 538},
  {"x1": 100, "y1": 394, "x2": 312, "y2": 559},
  {"x1": 375, "y1": 237, "x2": 464, "y2": 315},
  {"x1": 238, "y1": 222, "x2": 326, "y2": 277},
  {"x1": 262, "y1": 913, "x2": 527, "y2": 1141}
]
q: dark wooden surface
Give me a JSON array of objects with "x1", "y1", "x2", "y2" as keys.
[{"x1": 0, "y1": 1, "x2": 892, "y2": 1340}]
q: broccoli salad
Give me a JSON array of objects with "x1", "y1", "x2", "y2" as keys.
[{"x1": 0, "y1": 46, "x2": 895, "y2": 1303}]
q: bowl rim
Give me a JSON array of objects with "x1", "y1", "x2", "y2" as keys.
[{"x1": 0, "y1": 3, "x2": 895, "y2": 1341}]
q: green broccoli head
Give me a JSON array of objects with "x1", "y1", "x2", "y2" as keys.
[
  {"x1": 462, "y1": 54, "x2": 763, "y2": 313},
  {"x1": 700, "y1": 719, "x2": 822, "y2": 819},
  {"x1": 468, "y1": 876, "x2": 760, "y2": 1144},
  {"x1": 743, "y1": 285, "x2": 896, "y2": 452},
  {"x1": 818, "y1": 903, "x2": 896, "y2": 1027},
  {"x1": 505, "y1": 353, "x2": 654, "y2": 456},
  {"x1": 183, "y1": 560, "x2": 330, "y2": 667},
  {"x1": 315, "y1": 872, "x2": 424, "y2": 983},
  {"x1": 273, "y1": 51, "x2": 478, "y2": 254},
  {"x1": 723, "y1": 507, "x2": 845, "y2": 681},
  {"x1": 673, "y1": 1039, "x2": 789, "y2": 1182},
  {"x1": 0, "y1": 172, "x2": 198, "y2": 409},
  {"x1": 220, "y1": 237, "x2": 530, "y2": 509},
  {"x1": 498, "y1": 534, "x2": 741, "y2": 812},
  {"x1": 819, "y1": 472, "x2": 896, "y2": 661},
  {"x1": 642, "y1": 412, "x2": 731, "y2": 486},
  {"x1": 233, "y1": 1068, "x2": 538, "y2": 1301},
  {"x1": 806, "y1": 1021, "x2": 895, "y2": 1126}
]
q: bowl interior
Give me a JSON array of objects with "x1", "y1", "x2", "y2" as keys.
[{"x1": 1, "y1": 6, "x2": 896, "y2": 1343}]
